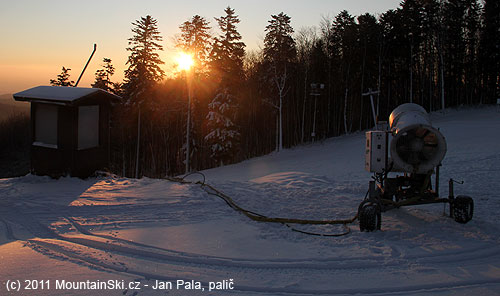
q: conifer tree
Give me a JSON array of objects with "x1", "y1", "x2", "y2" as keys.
[
  {"x1": 177, "y1": 15, "x2": 212, "y2": 172},
  {"x1": 92, "y1": 58, "x2": 115, "y2": 92},
  {"x1": 210, "y1": 6, "x2": 245, "y2": 85},
  {"x1": 123, "y1": 15, "x2": 164, "y2": 104},
  {"x1": 50, "y1": 67, "x2": 74, "y2": 87},
  {"x1": 263, "y1": 12, "x2": 296, "y2": 152},
  {"x1": 329, "y1": 10, "x2": 357, "y2": 134},
  {"x1": 178, "y1": 15, "x2": 212, "y2": 73},
  {"x1": 123, "y1": 15, "x2": 164, "y2": 178},
  {"x1": 205, "y1": 7, "x2": 245, "y2": 165},
  {"x1": 479, "y1": 0, "x2": 500, "y2": 102}
]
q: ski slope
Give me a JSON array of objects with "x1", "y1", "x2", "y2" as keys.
[{"x1": 1, "y1": 106, "x2": 499, "y2": 295}]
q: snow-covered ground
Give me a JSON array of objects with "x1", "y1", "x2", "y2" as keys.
[{"x1": 1, "y1": 106, "x2": 499, "y2": 295}]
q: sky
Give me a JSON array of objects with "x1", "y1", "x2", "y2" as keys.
[{"x1": 0, "y1": 0, "x2": 402, "y2": 95}]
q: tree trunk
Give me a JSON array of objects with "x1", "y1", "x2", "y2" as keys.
[
  {"x1": 377, "y1": 42, "x2": 382, "y2": 118},
  {"x1": 410, "y1": 43, "x2": 413, "y2": 103},
  {"x1": 279, "y1": 93, "x2": 283, "y2": 151},
  {"x1": 121, "y1": 127, "x2": 126, "y2": 177},
  {"x1": 359, "y1": 40, "x2": 367, "y2": 131},
  {"x1": 439, "y1": 42, "x2": 445, "y2": 112},
  {"x1": 185, "y1": 73, "x2": 192, "y2": 174},
  {"x1": 275, "y1": 114, "x2": 279, "y2": 152},
  {"x1": 272, "y1": 65, "x2": 287, "y2": 152},
  {"x1": 135, "y1": 108, "x2": 141, "y2": 179},
  {"x1": 327, "y1": 61, "x2": 332, "y2": 136},
  {"x1": 344, "y1": 87, "x2": 349, "y2": 135},
  {"x1": 301, "y1": 69, "x2": 308, "y2": 143},
  {"x1": 344, "y1": 64, "x2": 351, "y2": 135}
]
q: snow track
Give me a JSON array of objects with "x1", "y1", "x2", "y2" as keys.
[
  {"x1": 25, "y1": 236, "x2": 500, "y2": 295},
  {"x1": 0, "y1": 218, "x2": 16, "y2": 240},
  {"x1": 4, "y1": 177, "x2": 499, "y2": 295},
  {"x1": 26, "y1": 227, "x2": 500, "y2": 296}
]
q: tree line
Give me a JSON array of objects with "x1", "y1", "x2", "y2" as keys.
[{"x1": 49, "y1": 0, "x2": 499, "y2": 178}]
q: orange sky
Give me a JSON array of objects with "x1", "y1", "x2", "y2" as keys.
[{"x1": 0, "y1": 0, "x2": 401, "y2": 95}]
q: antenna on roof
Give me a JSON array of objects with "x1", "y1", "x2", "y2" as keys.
[{"x1": 74, "y1": 43, "x2": 97, "y2": 87}]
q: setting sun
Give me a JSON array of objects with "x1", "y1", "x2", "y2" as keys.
[{"x1": 175, "y1": 52, "x2": 194, "y2": 71}]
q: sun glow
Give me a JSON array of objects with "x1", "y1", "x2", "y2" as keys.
[{"x1": 175, "y1": 52, "x2": 194, "y2": 71}]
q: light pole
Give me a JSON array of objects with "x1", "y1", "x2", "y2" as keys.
[
  {"x1": 362, "y1": 88, "x2": 380, "y2": 129},
  {"x1": 310, "y1": 83, "x2": 324, "y2": 142}
]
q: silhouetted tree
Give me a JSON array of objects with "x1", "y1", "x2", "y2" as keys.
[
  {"x1": 178, "y1": 15, "x2": 212, "y2": 74},
  {"x1": 210, "y1": 7, "x2": 245, "y2": 86},
  {"x1": 50, "y1": 67, "x2": 74, "y2": 86},
  {"x1": 92, "y1": 58, "x2": 115, "y2": 92},
  {"x1": 123, "y1": 15, "x2": 165, "y2": 178},
  {"x1": 479, "y1": 0, "x2": 500, "y2": 102},
  {"x1": 205, "y1": 7, "x2": 245, "y2": 165},
  {"x1": 295, "y1": 27, "x2": 317, "y2": 143},
  {"x1": 330, "y1": 10, "x2": 358, "y2": 134},
  {"x1": 263, "y1": 12, "x2": 296, "y2": 151},
  {"x1": 123, "y1": 15, "x2": 164, "y2": 104}
]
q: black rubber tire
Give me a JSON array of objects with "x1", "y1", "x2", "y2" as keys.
[
  {"x1": 451, "y1": 195, "x2": 474, "y2": 224},
  {"x1": 359, "y1": 203, "x2": 381, "y2": 232}
]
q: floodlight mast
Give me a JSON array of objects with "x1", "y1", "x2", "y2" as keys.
[
  {"x1": 362, "y1": 88, "x2": 379, "y2": 128},
  {"x1": 310, "y1": 83, "x2": 324, "y2": 142}
]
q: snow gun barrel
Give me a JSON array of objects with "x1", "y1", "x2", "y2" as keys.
[{"x1": 388, "y1": 103, "x2": 447, "y2": 174}]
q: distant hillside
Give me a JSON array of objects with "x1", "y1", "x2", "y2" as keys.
[
  {"x1": 0, "y1": 93, "x2": 15, "y2": 102},
  {"x1": 0, "y1": 94, "x2": 30, "y2": 122}
]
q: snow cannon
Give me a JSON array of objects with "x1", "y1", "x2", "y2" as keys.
[
  {"x1": 389, "y1": 103, "x2": 447, "y2": 174},
  {"x1": 360, "y1": 103, "x2": 473, "y2": 232}
]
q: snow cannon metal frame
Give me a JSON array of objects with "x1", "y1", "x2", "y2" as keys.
[{"x1": 359, "y1": 103, "x2": 474, "y2": 231}]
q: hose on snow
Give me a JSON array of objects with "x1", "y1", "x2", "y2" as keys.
[{"x1": 166, "y1": 172, "x2": 359, "y2": 237}]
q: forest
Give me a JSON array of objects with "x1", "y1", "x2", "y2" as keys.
[{"x1": 1, "y1": 0, "x2": 499, "y2": 178}]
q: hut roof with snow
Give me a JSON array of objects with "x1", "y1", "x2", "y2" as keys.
[{"x1": 14, "y1": 85, "x2": 121, "y2": 105}]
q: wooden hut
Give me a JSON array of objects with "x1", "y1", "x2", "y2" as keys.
[{"x1": 13, "y1": 86, "x2": 121, "y2": 178}]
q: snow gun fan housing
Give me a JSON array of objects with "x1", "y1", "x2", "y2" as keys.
[
  {"x1": 360, "y1": 103, "x2": 473, "y2": 232},
  {"x1": 389, "y1": 103, "x2": 447, "y2": 174}
]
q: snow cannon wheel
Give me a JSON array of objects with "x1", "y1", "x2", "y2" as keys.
[
  {"x1": 359, "y1": 202, "x2": 381, "y2": 232},
  {"x1": 451, "y1": 195, "x2": 474, "y2": 224}
]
